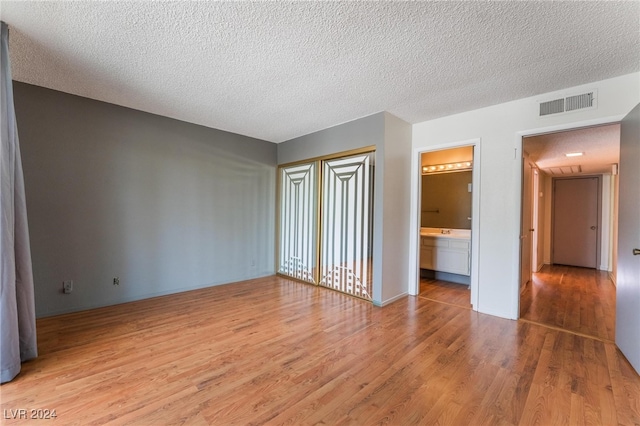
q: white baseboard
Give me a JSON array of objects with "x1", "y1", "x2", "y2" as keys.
[{"x1": 373, "y1": 292, "x2": 408, "y2": 307}]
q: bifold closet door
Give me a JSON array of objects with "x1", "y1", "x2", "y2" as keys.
[
  {"x1": 278, "y1": 162, "x2": 317, "y2": 283},
  {"x1": 319, "y1": 152, "x2": 374, "y2": 299}
]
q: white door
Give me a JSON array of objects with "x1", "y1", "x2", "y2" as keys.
[
  {"x1": 552, "y1": 177, "x2": 599, "y2": 268},
  {"x1": 616, "y1": 103, "x2": 640, "y2": 374}
]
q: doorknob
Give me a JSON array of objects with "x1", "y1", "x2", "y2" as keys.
[
  {"x1": 590, "y1": 226, "x2": 597, "y2": 230},
  {"x1": 634, "y1": 248, "x2": 640, "y2": 256}
]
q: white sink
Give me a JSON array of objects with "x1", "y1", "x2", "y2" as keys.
[{"x1": 420, "y1": 227, "x2": 471, "y2": 239}]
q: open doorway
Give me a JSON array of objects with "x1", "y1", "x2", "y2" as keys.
[
  {"x1": 518, "y1": 124, "x2": 620, "y2": 341},
  {"x1": 418, "y1": 146, "x2": 473, "y2": 308}
]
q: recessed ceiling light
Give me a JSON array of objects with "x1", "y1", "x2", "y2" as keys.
[{"x1": 565, "y1": 152, "x2": 584, "y2": 157}]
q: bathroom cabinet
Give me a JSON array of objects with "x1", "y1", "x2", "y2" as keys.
[{"x1": 420, "y1": 235, "x2": 470, "y2": 276}]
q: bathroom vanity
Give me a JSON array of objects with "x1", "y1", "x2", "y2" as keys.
[{"x1": 419, "y1": 228, "x2": 471, "y2": 277}]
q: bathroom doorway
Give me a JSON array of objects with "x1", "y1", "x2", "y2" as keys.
[{"x1": 418, "y1": 146, "x2": 474, "y2": 308}]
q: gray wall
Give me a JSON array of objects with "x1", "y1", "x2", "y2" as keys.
[
  {"x1": 13, "y1": 82, "x2": 277, "y2": 317},
  {"x1": 277, "y1": 113, "x2": 384, "y2": 164}
]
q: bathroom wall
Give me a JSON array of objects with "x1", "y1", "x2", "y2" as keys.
[{"x1": 420, "y1": 146, "x2": 473, "y2": 168}]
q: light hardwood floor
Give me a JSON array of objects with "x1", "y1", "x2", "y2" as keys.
[
  {"x1": 419, "y1": 278, "x2": 471, "y2": 309},
  {"x1": 520, "y1": 265, "x2": 616, "y2": 342},
  {"x1": 2, "y1": 276, "x2": 638, "y2": 425}
]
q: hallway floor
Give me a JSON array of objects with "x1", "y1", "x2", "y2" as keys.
[{"x1": 520, "y1": 264, "x2": 616, "y2": 342}]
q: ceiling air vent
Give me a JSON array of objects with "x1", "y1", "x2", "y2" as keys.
[{"x1": 538, "y1": 90, "x2": 597, "y2": 118}]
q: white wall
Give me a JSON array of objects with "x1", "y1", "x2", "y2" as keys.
[
  {"x1": 379, "y1": 113, "x2": 412, "y2": 304},
  {"x1": 15, "y1": 83, "x2": 277, "y2": 317},
  {"x1": 412, "y1": 72, "x2": 640, "y2": 319}
]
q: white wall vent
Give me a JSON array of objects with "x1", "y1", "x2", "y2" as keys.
[
  {"x1": 539, "y1": 98, "x2": 565, "y2": 116},
  {"x1": 566, "y1": 92, "x2": 595, "y2": 112},
  {"x1": 538, "y1": 89, "x2": 597, "y2": 118}
]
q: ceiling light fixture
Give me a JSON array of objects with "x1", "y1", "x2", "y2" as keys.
[{"x1": 565, "y1": 152, "x2": 584, "y2": 157}]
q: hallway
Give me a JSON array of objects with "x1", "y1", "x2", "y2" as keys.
[{"x1": 519, "y1": 265, "x2": 616, "y2": 341}]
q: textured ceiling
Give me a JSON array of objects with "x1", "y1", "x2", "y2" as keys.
[
  {"x1": 1, "y1": 1, "x2": 639, "y2": 143},
  {"x1": 524, "y1": 124, "x2": 620, "y2": 176}
]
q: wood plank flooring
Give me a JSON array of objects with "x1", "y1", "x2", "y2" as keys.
[
  {"x1": 520, "y1": 265, "x2": 616, "y2": 342},
  {"x1": 2, "y1": 275, "x2": 638, "y2": 425},
  {"x1": 419, "y1": 278, "x2": 471, "y2": 309}
]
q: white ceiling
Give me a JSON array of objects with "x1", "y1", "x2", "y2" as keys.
[
  {"x1": 524, "y1": 124, "x2": 620, "y2": 176},
  {"x1": 1, "y1": 1, "x2": 638, "y2": 143}
]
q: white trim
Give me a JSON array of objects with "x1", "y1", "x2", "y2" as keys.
[
  {"x1": 408, "y1": 138, "x2": 481, "y2": 312},
  {"x1": 600, "y1": 174, "x2": 612, "y2": 271},
  {"x1": 373, "y1": 292, "x2": 408, "y2": 307},
  {"x1": 532, "y1": 168, "x2": 540, "y2": 272},
  {"x1": 513, "y1": 114, "x2": 624, "y2": 319},
  {"x1": 519, "y1": 114, "x2": 625, "y2": 137}
]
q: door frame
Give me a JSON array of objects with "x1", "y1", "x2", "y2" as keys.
[
  {"x1": 532, "y1": 168, "x2": 540, "y2": 271},
  {"x1": 513, "y1": 115, "x2": 625, "y2": 319},
  {"x1": 520, "y1": 152, "x2": 534, "y2": 292},
  {"x1": 408, "y1": 138, "x2": 481, "y2": 310}
]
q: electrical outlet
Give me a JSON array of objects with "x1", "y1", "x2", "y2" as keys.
[
  {"x1": 113, "y1": 277, "x2": 120, "y2": 286},
  {"x1": 63, "y1": 280, "x2": 73, "y2": 294}
]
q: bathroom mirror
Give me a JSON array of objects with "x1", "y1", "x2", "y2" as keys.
[{"x1": 421, "y1": 171, "x2": 472, "y2": 229}]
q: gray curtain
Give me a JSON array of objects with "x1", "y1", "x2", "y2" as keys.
[{"x1": 1, "y1": 21, "x2": 38, "y2": 383}]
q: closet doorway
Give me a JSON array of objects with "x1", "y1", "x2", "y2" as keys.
[{"x1": 277, "y1": 148, "x2": 375, "y2": 300}]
